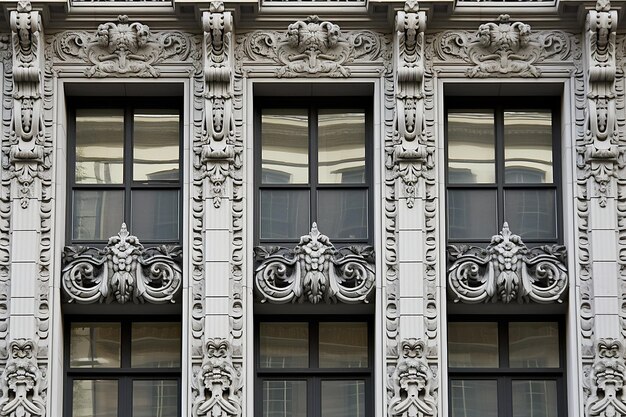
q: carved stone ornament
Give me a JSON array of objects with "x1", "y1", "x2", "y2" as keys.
[
  {"x1": 388, "y1": 339, "x2": 437, "y2": 417},
  {"x1": 50, "y1": 14, "x2": 191, "y2": 77},
  {"x1": 0, "y1": 339, "x2": 45, "y2": 417},
  {"x1": 61, "y1": 223, "x2": 182, "y2": 304},
  {"x1": 434, "y1": 14, "x2": 571, "y2": 77},
  {"x1": 192, "y1": 339, "x2": 242, "y2": 417},
  {"x1": 586, "y1": 339, "x2": 626, "y2": 417},
  {"x1": 253, "y1": 223, "x2": 375, "y2": 304},
  {"x1": 447, "y1": 223, "x2": 568, "y2": 304}
]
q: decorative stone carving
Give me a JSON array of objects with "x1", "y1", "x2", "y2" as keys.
[
  {"x1": 0, "y1": 339, "x2": 45, "y2": 417},
  {"x1": 447, "y1": 223, "x2": 568, "y2": 304},
  {"x1": 434, "y1": 14, "x2": 571, "y2": 77},
  {"x1": 388, "y1": 339, "x2": 437, "y2": 417},
  {"x1": 61, "y1": 223, "x2": 182, "y2": 304},
  {"x1": 192, "y1": 339, "x2": 242, "y2": 417},
  {"x1": 253, "y1": 223, "x2": 375, "y2": 304},
  {"x1": 586, "y1": 339, "x2": 626, "y2": 417}
]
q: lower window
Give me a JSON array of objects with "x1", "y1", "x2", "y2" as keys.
[{"x1": 65, "y1": 318, "x2": 181, "y2": 417}]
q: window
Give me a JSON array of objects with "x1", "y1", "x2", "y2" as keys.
[
  {"x1": 65, "y1": 318, "x2": 181, "y2": 417},
  {"x1": 68, "y1": 99, "x2": 182, "y2": 245},
  {"x1": 448, "y1": 318, "x2": 565, "y2": 417},
  {"x1": 445, "y1": 98, "x2": 560, "y2": 245},
  {"x1": 255, "y1": 319, "x2": 373, "y2": 417},
  {"x1": 255, "y1": 98, "x2": 372, "y2": 245}
]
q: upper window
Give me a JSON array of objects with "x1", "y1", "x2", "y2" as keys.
[
  {"x1": 68, "y1": 99, "x2": 182, "y2": 245},
  {"x1": 256, "y1": 98, "x2": 372, "y2": 245},
  {"x1": 445, "y1": 98, "x2": 560, "y2": 245}
]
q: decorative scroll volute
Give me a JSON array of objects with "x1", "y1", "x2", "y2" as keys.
[
  {"x1": 447, "y1": 223, "x2": 568, "y2": 304},
  {"x1": 61, "y1": 223, "x2": 182, "y2": 304},
  {"x1": 586, "y1": 339, "x2": 626, "y2": 417},
  {"x1": 0, "y1": 339, "x2": 45, "y2": 417},
  {"x1": 254, "y1": 223, "x2": 375, "y2": 304}
]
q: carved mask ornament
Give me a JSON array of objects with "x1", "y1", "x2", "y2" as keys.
[
  {"x1": 0, "y1": 339, "x2": 45, "y2": 417},
  {"x1": 587, "y1": 339, "x2": 626, "y2": 417}
]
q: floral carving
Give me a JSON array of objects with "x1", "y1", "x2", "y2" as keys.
[
  {"x1": 61, "y1": 223, "x2": 182, "y2": 304},
  {"x1": 447, "y1": 223, "x2": 568, "y2": 304},
  {"x1": 254, "y1": 223, "x2": 375, "y2": 304},
  {"x1": 586, "y1": 339, "x2": 626, "y2": 417},
  {"x1": 192, "y1": 339, "x2": 242, "y2": 417},
  {"x1": 0, "y1": 339, "x2": 45, "y2": 417}
]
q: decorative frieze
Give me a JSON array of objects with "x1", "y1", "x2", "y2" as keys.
[
  {"x1": 61, "y1": 223, "x2": 182, "y2": 304},
  {"x1": 447, "y1": 223, "x2": 568, "y2": 304},
  {"x1": 0, "y1": 339, "x2": 45, "y2": 417},
  {"x1": 254, "y1": 223, "x2": 375, "y2": 304},
  {"x1": 586, "y1": 339, "x2": 626, "y2": 417}
]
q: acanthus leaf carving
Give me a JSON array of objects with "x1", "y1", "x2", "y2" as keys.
[
  {"x1": 254, "y1": 223, "x2": 375, "y2": 304},
  {"x1": 61, "y1": 223, "x2": 182, "y2": 304},
  {"x1": 447, "y1": 222, "x2": 568, "y2": 304},
  {"x1": 0, "y1": 339, "x2": 45, "y2": 417},
  {"x1": 586, "y1": 338, "x2": 626, "y2": 417}
]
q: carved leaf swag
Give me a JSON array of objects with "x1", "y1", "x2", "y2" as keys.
[
  {"x1": 447, "y1": 222, "x2": 568, "y2": 304},
  {"x1": 192, "y1": 339, "x2": 242, "y2": 417},
  {"x1": 586, "y1": 339, "x2": 626, "y2": 417},
  {"x1": 51, "y1": 15, "x2": 191, "y2": 77},
  {"x1": 254, "y1": 223, "x2": 375, "y2": 304},
  {"x1": 434, "y1": 14, "x2": 571, "y2": 78},
  {"x1": 61, "y1": 223, "x2": 182, "y2": 304},
  {"x1": 388, "y1": 339, "x2": 437, "y2": 417},
  {"x1": 0, "y1": 339, "x2": 46, "y2": 417}
]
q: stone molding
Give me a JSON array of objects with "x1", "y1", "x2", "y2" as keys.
[
  {"x1": 586, "y1": 339, "x2": 626, "y2": 417},
  {"x1": 0, "y1": 339, "x2": 45, "y2": 417},
  {"x1": 61, "y1": 223, "x2": 183, "y2": 304}
]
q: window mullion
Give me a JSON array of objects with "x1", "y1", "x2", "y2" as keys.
[
  {"x1": 310, "y1": 106, "x2": 318, "y2": 227},
  {"x1": 124, "y1": 106, "x2": 133, "y2": 231},
  {"x1": 495, "y1": 106, "x2": 505, "y2": 231}
]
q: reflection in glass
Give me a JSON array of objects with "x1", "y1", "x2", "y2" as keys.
[
  {"x1": 134, "y1": 109, "x2": 180, "y2": 181},
  {"x1": 504, "y1": 111, "x2": 553, "y2": 184},
  {"x1": 263, "y1": 380, "x2": 307, "y2": 417},
  {"x1": 318, "y1": 110, "x2": 365, "y2": 184},
  {"x1": 262, "y1": 109, "x2": 309, "y2": 184},
  {"x1": 450, "y1": 380, "x2": 497, "y2": 417},
  {"x1": 504, "y1": 190, "x2": 556, "y2": 240},
  {"x1": 448, "y1": 189, "x2": 497, "y2": 240},
  {"x1": 319, "y1": 322, "x2": 368, "y2": 368},
  {"x1": 509, "y1": 323, "x2": 559, "y2": 368},
  {"x1": 131, "y1": 190, "x2": 179, "y2": 241},
  {"x1": 512, "y1": 380, "x2": 558, "y2": 417},
  {"x1": 72, "y1": 380, "x2": 118, "y2": 417},
  {"x1": 133, "y1": 380, "x2": 179, "y2": 417},
  {"x1": 317, "y1": 190, "x2": 367, "y2": 240},
  {"x1": 321, "y1": 380, "x2": 365, "y2": 417},
  {"x1": 131, "y1": 322, "x2": 181, "y2": 368},
  {"x1": 70, "y1": 323, "x2": 121, "y2": 368},
  {"x1": 448, "y1": 322, "x2": 498, "y2": 368},
  {"x1": 260, "y1": 190, "x2": 309, "y2": 240},
  {"x1": 260, "y1": 323, "x2": 309, "y2": 368},
  {"x1": 75, "y1": 109, "x2": 124, "y2": 184},
  {"x1": 447, "y1": 110, "x2": 495, "y2": 184},
  {"x1": 72, "y1": 190, "x2": 124, "y2": 241}
]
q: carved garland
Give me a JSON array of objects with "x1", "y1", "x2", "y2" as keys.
[{"x1": 0, "y1": 339, "x2": 45, "y2": 417}]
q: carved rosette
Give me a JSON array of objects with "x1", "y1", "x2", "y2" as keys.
[
  {"x1": 388, "y1": 339, "x2": 437, "y2": 417},
  {"x1": 192, "y1": 339, "x2": 242, "y2": 417},
  {"x1": 0, "y1": 339, "x2": 45, "y2": 417},
  {"x1": 61, "y1": 223, "x2": 182, "y2": 304},
  {"x1": 447, "y1": 223, "x2": 568, "y2": 304},
  {"x1": 254, "y1": 223, "x2": 375, "y2": 304},
  {"x1": 586, "y1": 339, "x2": 626, "y2": 417}
]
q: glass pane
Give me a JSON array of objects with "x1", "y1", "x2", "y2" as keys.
[
  {"x1": 512, "y1": 380, "x2": 558, "y2": 417},
  {"x1": 318, "y1": 109, "x2": 365, "y2": 184},
  {"x1": 448, "y1": 110, "x2": 495, "y2": 184},
  {"x1": 504, "y1": 111, "x2": 553, "y2": 184},
  {"x1": 72, "y1": 380, "x2": 118, "y2": 417},
  {"x1": 134, "y1": 109, "x2": 180, "y2": 181},
  {"x1": 260, "y1": 323, "x2": 308, "y2": 368},
  {"x1": 75, "y1": 109, "x2": 124, "y2": 184},
  {"x1": 260, "y1": 190, "x2": 309, "y2": 240},
  {"x1": 73, "y1": 190, "x2": 124, "y2": 241},
  {"x1": 131, "y1": 322, "x2": 181, "y2": 368},
  {"x1": 450, "y1": 380, "x2": 497, "y2": 417},
  {"x1": 133, "y1": 380, "x2": 178, "y2": 417},
  {"x1": 319, "y1": 322, "x2": 368, "y2": 368},
  {"x1": 131, "y1": 190, "x2": 179, "y2": 241},
  {"x1": 448, "y1": 189, "x2": 497, "y2": 240},
  {"x1": 70, "y1": 323, "x2": 121, "y2": 368},
  {"x1": 317, "y1": 189, "x2": 367, "y2": 240},
  {"x1": 263, "y1": 380, "x2": 307, "y2": 417},
  {"x1": 504, "y1": 189, "x2": 556, "y2": 240},
  {"x1": 509, "y1": 322, "x2": 559, "y2": 368},
  {"x1": 448, "y1": 322, "x2": 498, "y2": 368},
  {"x1": 321, "y1": 380, "x2": 365, "y2": 417},
  {"x1": 262, "y1": 109, "x2": 308, "y2": 184}
]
